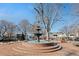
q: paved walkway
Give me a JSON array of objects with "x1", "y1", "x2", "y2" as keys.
[{"x1": 0, "y1": 41, "x2": 79, "y2": 56}]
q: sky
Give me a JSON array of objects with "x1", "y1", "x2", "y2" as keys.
[
  {"x1": 0, "y1": 3, "x2": 78, "y2": 32},
  {"x1": 0, "y1": 3, "x2": 35, "y2": 24}
]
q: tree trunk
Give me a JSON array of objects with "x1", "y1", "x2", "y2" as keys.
[
  {"x1": 9, "y1": 34, "x2": 11, "y2": 41},
  {"x1": 48, "y1": 32, "x2": 50, "y2": 41},
  {"x1": 46, "y1": 29, "x2": 50, "y2": 41},
  {"x1": 25, "y1": 33, "x2": 29, "y2": 41},
  {"x1": 46, "y1": 32, "x2": 48, "y2": 40}
]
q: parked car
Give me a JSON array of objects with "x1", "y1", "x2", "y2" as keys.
[
  {"x1": 73, "y1": 37, "x2": 79, "y2": 46},
  {"x1": 0, "y1": 36, "x2": 3, "y2": 41},
  {"x1": 16, "y1": 34, "x2": 25, "y2": 41}
]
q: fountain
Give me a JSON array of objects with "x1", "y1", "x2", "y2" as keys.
[
  {"x1": 34, "y1": 25, "x2": 42, "y2": 42},
  {"x1": 28, "y1": 24, "x2": 52, "y2": 44},
  {"x1": 23, "y1": 24, "x2": 62, "y2": 53},
  {"x1": 13, "y1": 24, "x2": 62, "y2": 55}
]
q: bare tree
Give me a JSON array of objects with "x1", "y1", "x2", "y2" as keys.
[
  {"x1": 19, "y1": 19, "x2": 31, "y2": 40},
  {"x1": 34, "y1": 3, "x2": 62, "y2": 41},
  {"x1": 60, "y1": 25, "x2": 71, "y2": 41},
  {"x1": 0, "y1": 20, "x2": 9, "y2": 40},
  {"x1": 70, "y1": 22, "x2": 79, "y2": 37},
  {"x1": 60, "y1": 25, "x2": 72, "y2": 41},
  {"x1": 0, "y1": 20, "x2": 16, "y2": 41},
  {"x1": 6, "y1": 22, "x2": 16, "y2": 40},
  {"x1": 71, "y1": 4, "x2": 79, "y2": 37}
]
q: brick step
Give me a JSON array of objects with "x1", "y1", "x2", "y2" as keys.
[
  {"x1": 12, "y1": 44, "x2": 62, "y2": 53},
  {"x1": 13, "y1": 45, "x2": 60, "y2": 51},
  {"x1": 23, "y1": 42, "x2": 57, "y2": 47},
  {"x1": 15, "y1": 43, "x2": 60, "y2": 50},
  {"x1": 14, "y1": 42, "x2": 59, "y2": 49}
]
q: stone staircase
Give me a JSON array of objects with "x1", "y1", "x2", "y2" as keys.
[{"x1": 12, "y1": 42, "x2": 62, "y2": 55}]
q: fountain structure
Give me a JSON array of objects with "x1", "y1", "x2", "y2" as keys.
[
  {"x1": 12, "y1": 21, "x2": 62, "y2": 55},
  {"x1": 34, "y1": 25, "x2": 42, "y2": 42}
]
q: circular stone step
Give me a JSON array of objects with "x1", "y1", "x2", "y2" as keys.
[
  {"x1": 12, "y1": 41, "x2": 62, "y2": 53},
  {"x1": 15, "y1": 43, "x2": 60, "y2": 50},
  {"x1": 12, "y1": 45, "x2": 62, "y2": 53}
]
